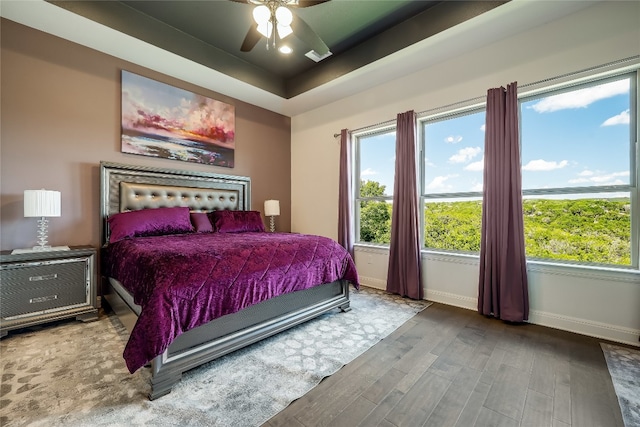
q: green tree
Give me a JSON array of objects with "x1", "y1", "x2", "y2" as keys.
[
  {"x1": 360, "y1": 180, "x2": 387, "y2": 199},
  {"x1": 424, "y1": 201, "x2": 482, "y2": 251},
  {"x1": 360, "y1": 183, "x2": 631, "y2": 265},
  {"x1": 359, "y1": 180, "x2": 391, "y2": 244},
  {"x1": 522, "y1": 198, "x2": 630, "y2": 265}
]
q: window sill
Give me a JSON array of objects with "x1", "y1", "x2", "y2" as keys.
[
  {"x1": 526, "y1": 259, "x2": 640, "y2": 283},
  {"x1": 353, "y1": 245, "x2": 640, "y2": 283}
]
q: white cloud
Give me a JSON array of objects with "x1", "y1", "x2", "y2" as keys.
[
  {"x1": 465, "y1": 158, "x2": 484, "y2": 172},
  {"x1": 589, "y1": 171, "x2": 629, "y2": 183},
  {"x1": 445, "y1": 135, "x2": 463, "y2": 144},
  {"x1": 522, "y1": 159, "x2": 569, "y2": 171},
  {"x1": 577, "y1": 170, "x2": 594, "y2": 176},
  {"x1": 590, "y1": 175, "x2": 614, "y2": 183},
  {"x1": 449, "y1": 147, "x2": 481, "y2": 163},
  {"x1": 480, "y1": 124, "x2": 486, "y2": 132},
  {"x1": 361, "y1": 168, "x2": 377, "y2": 176},
  {"x1": 568, "y1": 178, "x2": 590, "y2": 184},
  {"x1": 569, "y1": 170, "x2": 629, "y2": 185},
  {"x1": 471, "y1": 182, "x2": 483, "y2": 192},
  {"x1": 426, "y1": 174, "x2": 458, "y2": 190},
  {"x1": 529, "y1": 79, "x2": 629, "y2": 113},
  {"x1": 602, "y1": 109, "x2": 630, "y2": 126}
]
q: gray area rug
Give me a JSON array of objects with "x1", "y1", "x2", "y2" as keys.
[
  {"x1": 601, "y1": 343, "x2": 640, "y2": 427},
  {"x1": 1, "y1": 286, "x2": 430, "y2": 427}
]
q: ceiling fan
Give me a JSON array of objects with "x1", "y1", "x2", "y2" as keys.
[{"x1": 230, "y1": 0, "x2": 331, "y2": 55}]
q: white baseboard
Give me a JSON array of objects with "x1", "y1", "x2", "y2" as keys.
[
  {"x1": 358, "y1": 276, "x2": 387, "y2": 291},
  {"x1": 528, "y1": 310, "x2": 640, "y2": 347},
  {"x1": 425, "y1": 289, "x2": 477, "y2": 311},
  {"x1": 363, "y1": 279, "x2": 640, "y2": 347}
]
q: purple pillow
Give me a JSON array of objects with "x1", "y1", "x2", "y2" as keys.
[
  {"x1": 108, "y1": 206, "x2": 193, "y2": 243},
  {"x1": 210, "y1": 210, "x2": 265, "y2": 233},
  {"x1": 190, "y1": 212, "x2": 214, "y2": 233}
]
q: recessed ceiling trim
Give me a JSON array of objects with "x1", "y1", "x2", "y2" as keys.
[
  {"x1": 1, "y1": 0, "x2": 600, "y2": 117},
  {"x1": 0, "y1": 0, "x2": 288, "y2": 111},
  {"x1": 285, "y1": 0, "x2": 507, "y2": 98},
  {"x1": 48, "y1": 0, "x2": 289, "y2": 97},
  {"x1": 46, "y1": 0, "x2": 507, "y2": 99}
]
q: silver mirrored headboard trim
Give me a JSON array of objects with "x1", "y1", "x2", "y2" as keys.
[{"x1": 100, "y1": 161, "x2": 251, "y2": 245}]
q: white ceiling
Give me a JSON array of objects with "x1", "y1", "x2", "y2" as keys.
[{"x1": 1, "y1": 0, "x2": 598, "y2": 117}]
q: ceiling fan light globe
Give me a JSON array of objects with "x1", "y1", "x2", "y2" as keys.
[
  {"x1": 278, "y1": 45, "x2": 293, "y2": 54},
  {"x1": 275, "y1": 6, "x2": 293, "y2": 26},
  {"x1": 253, "y1": 5, "x2": 271, "y2": 25},
  {"x1": 257, "y1": 21, "x2": 273, "y2": 38},
  {"x1": 277, "y1": 24, "x2": 293, "y2": 39}
]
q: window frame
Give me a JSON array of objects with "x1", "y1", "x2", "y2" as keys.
[
  {"x1": 353, "y1": 125, "x2": 396, "y2": 246},
  {"x1": 518, "y1": 71, "x2": 638, "y2": 269},
  {"x1": 418, "y1": 105, "x2": 487, "y2": 254},
  {"x1": 351, "y1": 67, "x2": 639, "y2": 271}
]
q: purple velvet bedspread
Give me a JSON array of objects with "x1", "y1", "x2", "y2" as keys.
[{"x1": 102, "y1": 232, "x2": 359, "y2": 373}]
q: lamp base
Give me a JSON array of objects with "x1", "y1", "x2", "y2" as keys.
[
  {"x1": 35, "y1": 216, "x2": 50, "y2": 248},
  {"x1": 269, "y1": 215, "x2": 276, "y2": 233}
]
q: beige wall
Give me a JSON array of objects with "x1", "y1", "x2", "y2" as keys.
[
  {"x1": 291, "y1": 1, "x2": 640, "y2": 346},
  {"x1": 0, "y1": 19, "x2": 292, "y2": 251}
]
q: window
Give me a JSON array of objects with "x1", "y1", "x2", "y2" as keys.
[
  {"x1": 520, "y1": 73, "x2": 637, "y2": 267},
  {"x1": 355, "y1": 128, "x2": 395, "y2": 244},
  {"x1": 421, "y1": 109, "x2": 486, "y2": 252},
  {"x1": 353, "y1": 68, "x2": 638, "y2": 270}
]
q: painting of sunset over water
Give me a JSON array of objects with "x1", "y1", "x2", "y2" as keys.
[{"x1": 121, "y1": 70, "x2": 235, "y2": 167}]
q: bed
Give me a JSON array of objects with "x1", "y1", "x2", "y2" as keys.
[{"x1": 99, "y1": 161, "x2": 359, "y2": 400}]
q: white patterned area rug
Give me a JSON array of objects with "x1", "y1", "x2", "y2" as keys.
[
  {"x1": 1, "y1": 286, "x2": 430, "y2": 427},
  {"x1": 601, "y1": 343, "x2": 640, "y2": 427}
]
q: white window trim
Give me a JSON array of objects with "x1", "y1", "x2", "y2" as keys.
[
  {"x1": 519, "y1": 71, "x2": 638, "y2": 269},
  {"x1": 353, "y1": 125, "x2": 396, "y2": 246},
  {"x1": 352, "y1": 66, "x2": 639, "y2": 271}
]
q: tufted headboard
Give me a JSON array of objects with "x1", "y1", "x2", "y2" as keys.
[{"x1": 100, "y1": 161, "x2": 250, "y2": 246}]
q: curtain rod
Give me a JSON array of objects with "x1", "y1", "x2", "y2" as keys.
[
  {"x1": 334, "y1": 117, "x2": 395, "y2": 138},
  {"x1": 334, "y1": 55, "x2": 640, "y2": 137}
]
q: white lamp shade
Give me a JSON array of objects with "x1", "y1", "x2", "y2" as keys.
[
  {"x1": 264, "y1": 200, "x2": 280, "y2": 216},
  {"x1": 257, "y1": 21, "x2": 273, "y2": 38},
  {"x1": 277, "y1": 23, "x2": 293, "y2": 39},
  {"x1": 275, "y1": 6, "x2": 293, "y2": 26},
  {"x1": 24, "y1": 190, "x2": 61, "y2": 217},
  {"x1": 253, "y1": 5, "x2": 271, "y2": 25}
]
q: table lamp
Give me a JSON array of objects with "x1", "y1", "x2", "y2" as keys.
[
  {"x1": 264, "y1": 200, "x2": 280, "y2": 232},
  {"x1": 24, "y1": 189, "x2": 61, "y2": 250}
]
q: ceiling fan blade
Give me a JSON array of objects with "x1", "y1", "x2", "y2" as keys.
[
  {"x1": 241, "y1": 25, "x2": 262, "y2": 52},
  {"x1": 292, "y1": 13, "x2": 329, "y2": 55},
  {"x1": 296, "y1": 1, "x2": 330, "y2": 8}
]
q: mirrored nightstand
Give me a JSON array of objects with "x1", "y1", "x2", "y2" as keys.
[{"x1": 1, "y1": 246, "x2": 98, "y2": 337}]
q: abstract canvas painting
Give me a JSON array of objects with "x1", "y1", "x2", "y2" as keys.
[{"x1": 121, "y1": 70, "x2": 235, "y2": 167}]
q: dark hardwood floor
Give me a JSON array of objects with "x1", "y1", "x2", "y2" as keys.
[{"x1": 264, "y1": 301, "x2": 625, "y2": 427}]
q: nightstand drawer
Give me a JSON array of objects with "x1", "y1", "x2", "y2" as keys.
[
  {"x1": 0, "y1": 246, "x2": 98, "y2": 336},
  {"x1": 1, "y1": 258, "x2": 89, "y2": 319}
]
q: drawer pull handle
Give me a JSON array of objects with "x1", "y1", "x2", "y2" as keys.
[
  {"x1": 30, "y1": 295, "x2": 58, "y2": 303},
  {"x1": 29, "y1": 274, "x2": 58, "y2": 281}
]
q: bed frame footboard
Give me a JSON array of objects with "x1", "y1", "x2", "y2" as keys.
[{"x1": 103, "y1": 277, "x2": 350, "y2": 400}]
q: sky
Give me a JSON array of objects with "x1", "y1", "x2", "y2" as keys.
[{"x1": 359, "y1": 76, "x2": 632, "y2": 199}]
